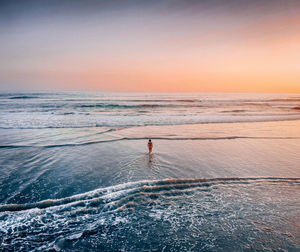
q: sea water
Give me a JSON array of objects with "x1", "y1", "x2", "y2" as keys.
[{"x1": 0, "y1": 92, "x2": 300, "y2": 251}]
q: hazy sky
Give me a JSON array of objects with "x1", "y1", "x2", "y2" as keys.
[{"x1": 1, "y1": 0, "x2": 300, "y2": 92}]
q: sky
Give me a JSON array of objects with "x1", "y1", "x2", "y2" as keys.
[{"x1": 0, "y1": 0, "x2": 300, "y2": 93}]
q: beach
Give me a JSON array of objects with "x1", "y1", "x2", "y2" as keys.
[{"x1": 0, "y1": 92, "x2": 300, "y2": 251}]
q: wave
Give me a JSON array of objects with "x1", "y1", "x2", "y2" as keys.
[
  {"x1": 9, "y1": 96, "x2": 37, "y2": 99},
  {"x1": 79, "y1": 99, "x2": 200, "y2": 103},
  {"x1": 101, "y1": 98, "x2": 300, "y2": 103},
  {"x1": 76, "y1": 102, "x2": 275, "y2": 109},
  {"x1": 1, "y1": 176, "x2": 299, "y2": 251},
  {"x1": 78, "y1": 103, "x2": 165, "y2": 109},
  {"x1": 221, "y1": 110, "x2": 246, "y2": 113},
  {"x1": 0, "y1": 177, "x2": 299, "y2": 213},
  {"x1": 269, "y1": 98, "x2": 300, "y2": 102},
  {"x1": 0, "y1": 135, "x2": 299, "y2": 149},
  {"x1": 1, "y1": 115, "x2": 300, "y2": 130},
  {"x1": 0, "y1": 124, "x2": 115, "y2": 130}
]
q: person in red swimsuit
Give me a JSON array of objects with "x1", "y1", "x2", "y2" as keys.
[{"x1": 147, "y1": 139, "x2": 153, "y2": 154}]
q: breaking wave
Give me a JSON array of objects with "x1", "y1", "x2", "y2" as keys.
[
  {"x1": 1, "y1": 177, "x2": 299, "y2": 213},
  {"x1": 9, "y1": 96, "x2": 37, "y2": 99},
  {"x1": 1, "y1": 177, "x2": 299, "y2": 251},
  {"x1": 77, "y1": 103, "x2": 165, "y2": 109}
]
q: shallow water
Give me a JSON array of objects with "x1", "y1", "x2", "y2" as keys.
[
  {"x1": 0, "y1": 92, "x2": 300, "y2": 251},
  {"x1": 1, "y1": 178, "x2": 300, "y2": 251}
]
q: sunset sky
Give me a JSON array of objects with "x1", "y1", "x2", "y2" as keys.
[{"x1": 0, "y1": 0, "x2": 300, "y2": 93}]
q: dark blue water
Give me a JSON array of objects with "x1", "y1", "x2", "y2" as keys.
[{"x1": 0, "y1": 92, "x2": 300, "y2": 251}]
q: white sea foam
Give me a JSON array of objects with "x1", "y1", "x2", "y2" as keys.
[
  {"x1": 1, "y1": 92, "x2": 300, "y2": 129},
  {"x1": 0, "y1": 177, "x2": 298, "y2": 212},
  {"x1": 0, "y1": 177, "x2": 299, "y2": 251}
]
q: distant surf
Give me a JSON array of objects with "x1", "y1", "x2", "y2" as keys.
[{"x1": 1, "y1": 92, "x2": 300, "y2": 129}]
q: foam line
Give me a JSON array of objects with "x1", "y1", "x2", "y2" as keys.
[
  {"x1": 0, "y1": 177, "x2": 299, "y2": 212},
  {"x1": 1, "y1": 136, "x2": 300, "y2": 149},
  {"x1": 1, "y1": 117, "x2": 300, "y2": 130}
]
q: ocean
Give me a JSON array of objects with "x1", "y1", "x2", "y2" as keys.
[{"x1": 0, "y1": 92, "x2": 300, "y2": 251}]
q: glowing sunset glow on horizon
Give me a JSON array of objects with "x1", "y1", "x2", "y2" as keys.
[{"x1": 0, "y1": 0, "x2": 300, "y2": 93}]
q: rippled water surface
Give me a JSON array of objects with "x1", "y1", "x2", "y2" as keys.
[{"x1": 0, "y1": 92, "x2": 300, "y2": 251}]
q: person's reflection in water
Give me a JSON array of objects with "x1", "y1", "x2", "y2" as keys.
[{"x1": 147, "y1": 152, "x2": 156, "y2": 170}]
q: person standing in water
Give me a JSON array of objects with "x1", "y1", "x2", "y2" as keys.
[{"x1": 148, "y1": 139, "x2": 153, "y2": 154}]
